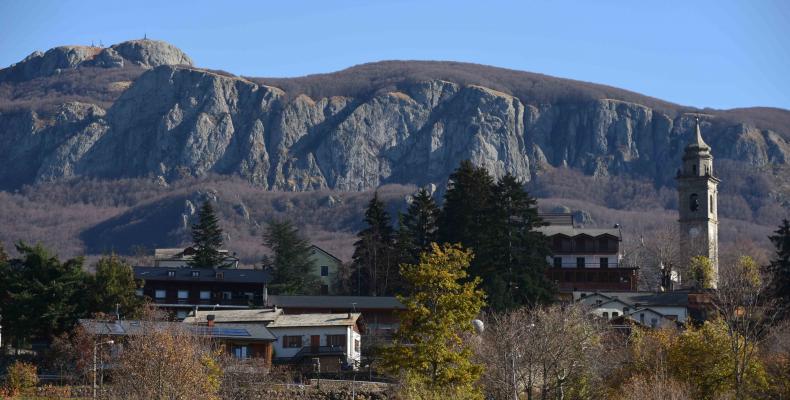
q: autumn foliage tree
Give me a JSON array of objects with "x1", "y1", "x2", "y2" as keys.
[
  {"x1": 382, "y1": 243, "x2": 486, "y2": 399},
  {"x1": 111, "y1": 322, "x2": 223, "y2": 400}
]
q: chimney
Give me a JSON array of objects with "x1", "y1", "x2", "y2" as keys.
[{"x1": 206, "y1": 314, "x2": 215, "y2": 327}]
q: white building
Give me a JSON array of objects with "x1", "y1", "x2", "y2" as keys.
[
  {"x1": 575, "y1": 291, "x2": 690, "y2": 327},
  {"x1": 183, "y1": 309, "x2": 362, "y2": 370},
  {"x1": 267, "y1": 313, "x2": 362, "y2": 368}
]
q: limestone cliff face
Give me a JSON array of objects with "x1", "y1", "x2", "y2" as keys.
[{"x1": 0, "y1": 42, "x2": 788, "y2": 193}]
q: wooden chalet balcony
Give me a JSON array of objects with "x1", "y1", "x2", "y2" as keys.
[{"x1": 546, "y1": 267, "x2": 637, "y2": 291}]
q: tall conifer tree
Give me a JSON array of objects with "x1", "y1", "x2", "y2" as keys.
[
  {"x1": 188, "y1": 200, "x2": 227, "y2": 268},
  {"x1": 768, "y1": 219, "x2": 790, "y2": 318},
  {"x1": 397, "y1": 188, "x2": 440, "y2": 265},
  {"x1": 352, "y1": 192, "x2": 397, "y2": 296},
  {"x1": 485, "y1": 174, "x2": 555, "y2": 309},
  {"x1": 437, "y1": 160, "x2": 495, "y2": 277},
  {"x1": 263, "y1": 220, "x2": 319, "y2": 295}
]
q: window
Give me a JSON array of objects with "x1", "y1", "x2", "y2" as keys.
[
  {"x1": 135, "y1": 288, "x2": 144, "y2": 297},
  {"x1": 176, "y1": 310, "x2": 188, "y2": 320},
  {"x1": 320, "y1": 265, "x2": 329, "y2": 276},
  {"x1": 167, "y1": 270, "x2": 175, "y2": 277},
  {"x1": 155, "y1": 290, "x2": 166, "y2": 299},
  {"x1": 283, "y1": 336, "x2": 303, "y2": 348},
  {"x1": 600, "y1": 257, "x2": 608, "y2": 269},
  {"x1": 233, "y1": 345, "x2": 249, "y2": 359},
  {"x1": 327, "y1": 334, "x2": 346, "y2": 348},
  {"x1": 602, "y1": 312, "x2": 609, "y2": 319},
  {"x1": 354, "y1": 339, "x2": 360, "y2": 353},
  {"x1": 710, "y1": 195, "x2": 714, "y2": 213},
  {"x1": 191, "y1": 271, "x2": 200, "y2": 277},
  {"x1": 595, "y1": 299, "x2": 602, "y2": 306},
  {"x1": 692, "y1": 164, "x2": 697, "y2": 175},
  {"x1": 553, "y1": 257, "x2": 562, "y2": 268},
  {"x1": 221, "y1": 292, "x2": 232, "y2": 300},
  {"x1": 576, "y1": 257, "x2": 585, "y2": 268},
  {"x1": 612, "y1": 312, "x2": 619, "y2": 318},
  {"x1": 690, "y1": 193, "x2": 700, "y2": 212},
  {"x1": 650, "y1": 318, "x2": 658, "y2": 328},
  {"x1": 320, "y1": 284, "x2": 329, "y2": 295},
  {"x1": 623, "y1": 307, "x2": 629, "y2": 313},
  {"x1": 199, "y1": 291, "x2": 211, "y2": 300},
  {"x1": 177, "y1": 290, "x2": 188, "y2": 300},
  {"x1": 215, "y1": 272, "x2": 224, "y2": 280},
  {"x1": 244, "y1": 292, "x2": 254, "y2": 300},
  {"x1": 640, "y1": 313, "x2": 645, "y2": 324}
]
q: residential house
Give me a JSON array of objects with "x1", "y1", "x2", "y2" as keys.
[
  {"x1": 266, "y1": 313, "x2": 362, "y2": 371},
  {"x1": 79, "y1": 319, "x2": 276, "y2": 364},
  {"x1": 308, "y1": 245, "x2": 343, "y2": 295},
  {"x1": 538, "y1": 213, "x2": 637, "y2": 294},
  {"x1": 265, "y1": 295, "x2": 404, "y2": 337},
  {"x1": 134, "y1": 266, "x2": 271, "y2": 319},
  {"x1": 575, "y1": 290, "x2": 692, "y2": 328},
  {"x1": 183, "y1": 309, "x2": 362, "y2": 372}
]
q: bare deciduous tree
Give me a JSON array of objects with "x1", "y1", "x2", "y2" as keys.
[
  {"x1": 110, "y1": 322, "x2": 222, "y2": 400},
  {"x1": 476, "y1": 304, "x2": 603, "y2": 400},
  {"x1": 712, "y1": 256, "x2": 780, "y2": 400}
]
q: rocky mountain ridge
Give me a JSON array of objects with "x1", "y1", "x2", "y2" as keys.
[{"x1": 0, "y1": 40, "x2": 788, "y2": 212}]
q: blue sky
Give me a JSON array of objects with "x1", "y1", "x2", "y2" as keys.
[{"x1": 1, "y1": 0, "x2": 788, "y2": 110}]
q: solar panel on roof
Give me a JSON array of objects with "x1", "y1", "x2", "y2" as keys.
[
  {"x1": 192, "y1": 327, "x2": 251, "y2": 337},
  {"x1": 215, "y1": 328, "x2": 251, "y2": 337},
  {"x1": 108, "y1": 323, "x2": 125, "y2": 334}
]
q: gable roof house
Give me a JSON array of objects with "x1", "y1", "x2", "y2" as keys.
[
  {"x1": 575, "y1": 290, "x2": 691, "y2": 328},
  {"x1": 183, "y1": 309, "x2": 363, "y2": 372},
  {"x1": 134, "y1": 265, "x2": 272, "y2": 320},
  {"x1": 79, "y1": 318, "x2": 277, "y2": 365}
]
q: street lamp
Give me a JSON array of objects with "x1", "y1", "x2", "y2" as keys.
[{"x1": 93, "y1": 339, "x2": 114, "y2": 400}]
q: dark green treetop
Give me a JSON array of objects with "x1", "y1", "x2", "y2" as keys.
[
  {"x1": 352, "y1": 192, "x2": 398, "y2": 296},
  {"x1": 188, "y1": 200, "x2": 228, "y2": 268},
  {"x1": 0, "y1": 243, "x2": 87, "y2": 343},
  {"x1": 263, "y1": 220, "x2": 319, "y2": 295},
  {"x1": 768, "y1": 219, "x2": 790, "y2": 318}
]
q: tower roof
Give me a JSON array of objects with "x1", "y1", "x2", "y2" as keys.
[{"x1": 685, "y1": 117, "x2": 711, "y2": 153}]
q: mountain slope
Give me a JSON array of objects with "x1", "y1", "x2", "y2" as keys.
[{"x1": 0, "y1": 39, "x2": 787, "y2": 261}]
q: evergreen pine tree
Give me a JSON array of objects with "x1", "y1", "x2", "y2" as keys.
[
  {"x1": 87, "y1": 254, "x2": 143, "y2": 319},
  {"x1": 768, "y1": 219, "x2": 790, "y2": 318},
  {"x1": 263, "y1": 220, "x2": 320, "y2": 295},
  {"x1": 352, "y1": 192, "x2": 397, "y2": 296},
  {"x1": 438, "y1": 160, "x2": 495, "y2": 253},
  {"x1": 437, "y1": 160, "x2": 497, "y2": 288},
  {"x1": 397, "y1": 188, "x2": 440, "y2": 265},
  {"x1": 485, "y1": 174, "x2": 555, "y2": 309},
  {"x1": 188, "y1": 200, "x2": 227, "y2": 268},
  {"x1": 0, "y1": 243, "x2": 87, "y2": 345}
]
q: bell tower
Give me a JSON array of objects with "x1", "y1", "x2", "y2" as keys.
[{"x1": 676, "y1": 117, "x2": 720, "y2": 287}]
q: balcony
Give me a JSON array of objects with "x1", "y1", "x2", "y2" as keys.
[
  {"x1": 546, "y1": 267, "x2": 637, "y2": 291},
  {"x1": 291, "y1": 345, "x2": 347, "y2": 362}
]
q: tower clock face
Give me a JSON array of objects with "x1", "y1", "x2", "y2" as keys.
[{"x1": 689, "y1": 227, "x2": 700, "y2": 237}]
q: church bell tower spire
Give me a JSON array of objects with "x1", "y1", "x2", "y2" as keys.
[{"x1": 677, "y1": 116, "x2": 720, "y2": 288}]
